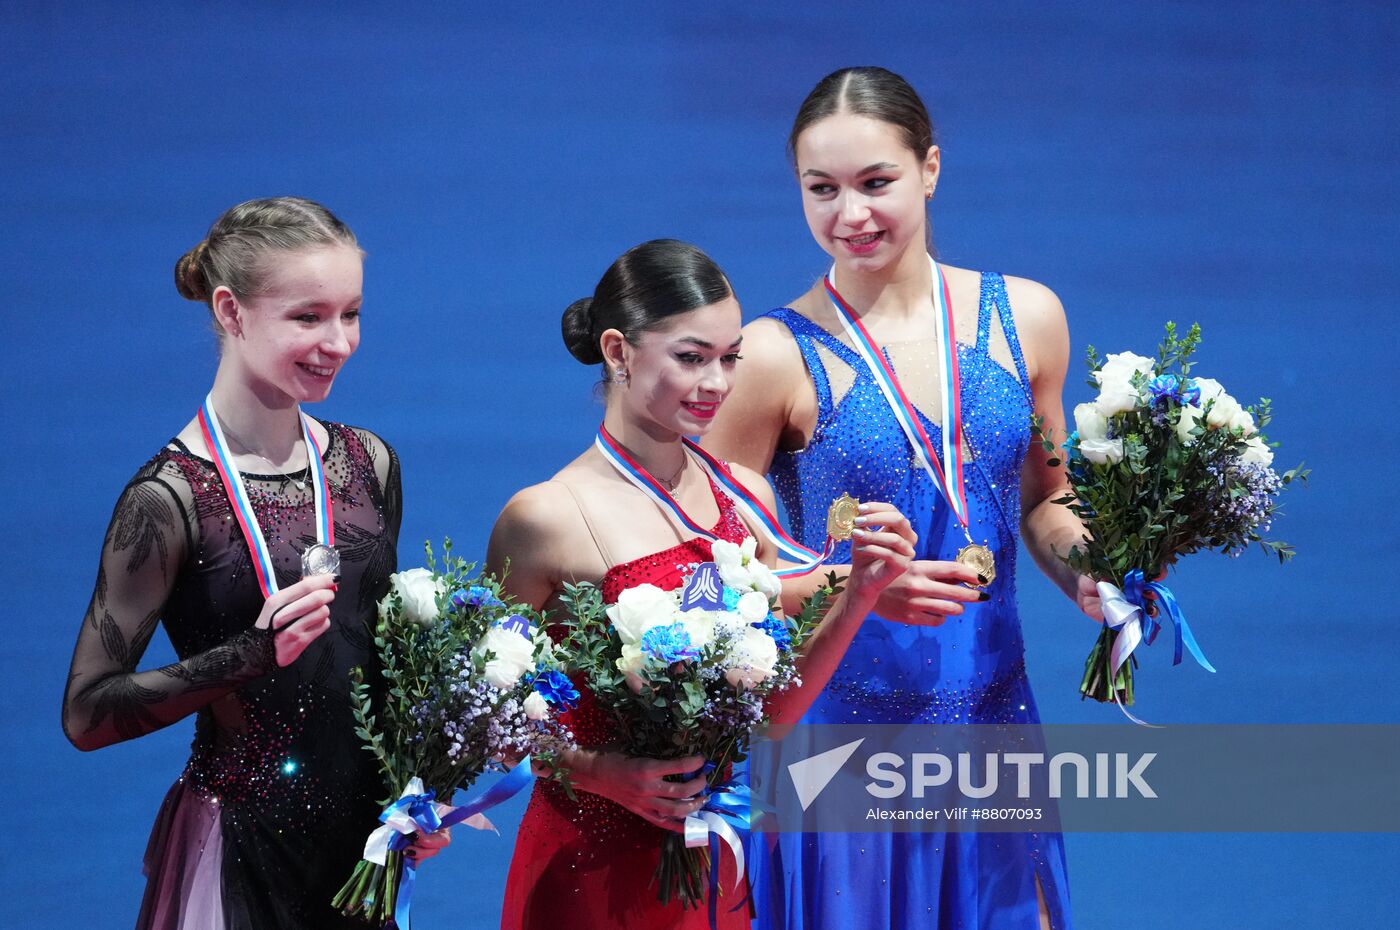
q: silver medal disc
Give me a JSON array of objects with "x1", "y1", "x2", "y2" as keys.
[{"x1": 301, "y1": 543, "x2": 341, "y2": 578}]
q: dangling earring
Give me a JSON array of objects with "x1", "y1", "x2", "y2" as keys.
[
  {"x1": 926, "y1": 187, "x2": 935, "y2": 201},
  {"x1": 613, "y1": 368, "x2": 629, "y2": 386}
]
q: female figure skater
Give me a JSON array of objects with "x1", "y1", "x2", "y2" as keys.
[
  {"x1": 62, "y1": 197, "x2": 439, "y2": 928},
  {"x1": 490, "y1": 238, "x2": 915, "y2": 929},
  {"x1": 704, "y1": 68, "x2": 1103, "y2": 929}
]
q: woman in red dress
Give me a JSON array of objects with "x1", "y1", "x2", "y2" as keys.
[{"x1": 487, "y1": 239, "x2": 915, "y2": 929}]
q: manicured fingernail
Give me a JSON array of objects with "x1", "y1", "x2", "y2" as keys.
[
  {"x1": 854, "y1": 516, "x2": 867, "y2": 525},
  {"x1": 857, "y1": 502, "x2": 874, "y2": 513},
  {"x1": 977, "y1": 574, "x2": 988, "y2": 585},
  {"x1": 853, "y1": 528, "x2": 867, "y2": 538},
  {"x1": 978, "y1": 591, "x2": 990, "y2": 601}
]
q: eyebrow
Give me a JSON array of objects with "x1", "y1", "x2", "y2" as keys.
[
  {"x1": 675, "y1": 335, "x2": 744, "y2": 350},
  {"x1": 801, "y1": 162, "x2": 899, "y2": 179}
]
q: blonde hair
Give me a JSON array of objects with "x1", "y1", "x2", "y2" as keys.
[{"x1": 174, "y1": 197, "x2": 359, "y2": 330}]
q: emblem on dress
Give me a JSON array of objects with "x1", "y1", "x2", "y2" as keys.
[{"x1": 680, "y1": 562, "x2": 725, "y2": 611}]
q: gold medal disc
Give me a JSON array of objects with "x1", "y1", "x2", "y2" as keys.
[
  {"x1": 956, "y1": 542, "x2": 996, "y2": 586},
  {"x1": 826, "y1": 493, "x2": 860, "y2": 541}
]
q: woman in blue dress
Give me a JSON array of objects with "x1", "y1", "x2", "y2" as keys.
[{"x1": 704, "y1": 67, "x2": 1104, "y2": 929}]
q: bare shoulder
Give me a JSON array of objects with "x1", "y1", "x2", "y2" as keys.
[
  {"x1": 1002, "y1": 275, "x2": 1067, "y2": 337},
  {"x1": 1002, "y1": 274, "x2": 1069, "y2": 381},
  {"x1": 726, "y1": 460, "x2": 779, "y2": 510},
  {"x1": 493, "y1": 480, "x2": 581, "y2": 544},
  {"x1": 740, "y1": 315, "x2": 805, "y2": 379}
]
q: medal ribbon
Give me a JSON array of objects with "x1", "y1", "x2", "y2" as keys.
[
  {"x1": 595, "y1": 425, "x2": 831, "y2": 577},
  {"x1": 197, "y1": 393, "x2": 334, "y2": 598},
  {"x1": 825, "y1": 257, "x2": 970, "y2": 536}
]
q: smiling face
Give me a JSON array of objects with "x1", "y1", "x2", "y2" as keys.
[
  {"x1": 794, "y1": 110, "x2": 938, "y2": 276},
  {"x1": 609, "y1": 295, "x2": 744, "y2": 437},
  {"x1": 215, "y1": 243, "x2": 364, "y2": 405}
]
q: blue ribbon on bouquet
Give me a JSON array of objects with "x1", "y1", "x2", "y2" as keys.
[
  {"x1": 1097, "y1": 570, "x2": 1216, "y2": 726},
  {"x1": 683, "y1": 769, "x2": 759, "y2": 930},
  {"x1": 361, "y1": 761, "x2": 535, "y2": 928}
]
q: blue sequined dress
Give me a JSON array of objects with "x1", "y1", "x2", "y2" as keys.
[{"x1": 748, "y1": 273, "x2": 1072, "y2": 929}]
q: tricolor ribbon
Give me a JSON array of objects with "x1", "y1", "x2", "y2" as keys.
[
  {"x1": 197, "y1": 393, "x2": 333, "y2": 598},
  {"x1": 595, "y1": 426, "x2": 832, "y2": 577},
  {"x1": 1098, "y1": 570, "x2": 1215, "y2": 726},
  {"x1": 825, "y1": 257, "x2": 971, "y2": 538},
  {"x1": 683, "y1": 774, "x2": 758, "y2": 930},
  {"x1": 361, "y1": 762, "x2": 535, "y2": 928}
]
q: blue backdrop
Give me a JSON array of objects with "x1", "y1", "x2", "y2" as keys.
[{"x1": 4, "y1": 2, "x2": 1396, "y2": 927}]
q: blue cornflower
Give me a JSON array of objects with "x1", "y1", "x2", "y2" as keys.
[
  {"x1": 640, "y1": 623, "x2": 700, "y2": 664},
  {"x1": 755, "y1": 613, "x2": 793, "y2": 652},
  {"x1": 532, "y1": 667, "x2": 580, "y2": 710},
  {"x1": 451, "y1": 585, "x2": 504, "y2": 610},
  {"x1": 1179, "y1": 378, "x2": 1202, "y2": 406}
]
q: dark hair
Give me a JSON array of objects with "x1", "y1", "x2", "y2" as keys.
[
  {"x1": 175, "y1": 197, "x2": 359, "y2": 328},
  {"x1": 788, "y1": 67, "x2": 935, "y2": 162},
  {"x1": 561, "y1": 239, "x2": 733, "y2": 367}
]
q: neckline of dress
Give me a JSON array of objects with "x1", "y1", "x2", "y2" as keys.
[{"x1": 168, "y1": 418, "x2": 337, "y2": 479}]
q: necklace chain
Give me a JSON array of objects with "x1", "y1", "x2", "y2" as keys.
[{"x1": 220, "y1": 421, "x2": 308, "y2": 490}]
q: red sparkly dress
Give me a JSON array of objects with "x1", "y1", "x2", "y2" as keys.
[{"x1": 500, "y1": 474, "x2": 752, "y2": 929}]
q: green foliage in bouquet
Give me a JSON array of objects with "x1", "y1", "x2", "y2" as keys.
[
  {"x1": 333, "y1": 540, "x2": 573, "y2": 924},
  {"x1": 1033, "y1": 323, "x2": 1307, "y2": 705}
]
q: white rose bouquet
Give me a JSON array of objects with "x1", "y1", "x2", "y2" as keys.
[
  {"x1": 556, "y1": 538, "x2": 840, "y2": 911},
  {"x1": 1035, "y1": 323, "x2": 1307, "y2": 709},
  {"x1": 333, "y1": 541, "x2": 577, "y2": 925}
]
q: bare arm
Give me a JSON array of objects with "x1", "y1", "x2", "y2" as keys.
[{"x1": 1006, "y1": 277, "x2": 1102, "y2": 619}]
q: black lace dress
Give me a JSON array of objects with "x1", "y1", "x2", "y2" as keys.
[{"x1": 62, "y1": 421, "x2": 401, "y2": 929}]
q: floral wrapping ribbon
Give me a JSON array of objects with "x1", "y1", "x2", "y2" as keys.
[
  {"x1": 682, "y1": 769, "x2": 759, "y2": 930},
  {"x1": 360, "y1": 762, "x2": 535, "y2": 928},
  {"x1": 1097, "y1": 570, "x2": 1216, "y2": 725}
]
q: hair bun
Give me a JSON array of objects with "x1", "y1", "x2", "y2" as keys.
[
  {"x1": 175, "y1": 240, "x2": 211, "y2": 303},
  {"x1": 561, "y1": 297, "x2": 603, "y2": 365}
]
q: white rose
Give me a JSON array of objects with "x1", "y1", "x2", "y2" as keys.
[
  {"x1": 522, "y1": 691, "x2": 550, "y2": 721},
  {"x1": 1192, "y1": 377, "x2": 1226, "y2": 402},
  {"x1": 384, "y1": 567, "x2": 444, "y2": 627},
  {"x1": 736, "y1": 590, "x2": 771, "y2": 623},
  {"x1": 724, "y1": 625, "x2": 779, "y2": 690},
  {"x1": 712, "y1": 537, "x2": 756, "y2": 591},
  {"x1": 1175, "y1": 405, "x2": 1203, "y2": 444},
  {"x1": 1095, "y1": 352, "x2": 1155, "y2": 387},
  {"x1": 615, "y1": 643, "x2": 646, "y2": 693},
  {"x1": 1073, "y1": 402, "x2": 1110, "y2": 443},
  {"x1": 1228, "y1": 407, "x2": 1256, "y2": 436},
  {"x1": 1077, "y1": 437, "x2": 1125, "y2": 465},
  {"x1": 677, "y1": 610, "x2": 716, "y2": 650},
  {"x1": 1204, "y1": 391, "x2": 1244, "y2": 430},
  {"x1": 1093, "y1": 374, "x2": 1141, "y2": 417},
  {"x1": 747, "y1": 560, "x2": 782, "y2": 599},
  {"x1": 1238, "y1": 436, "x2": 1275, "y2": 467},
  {"x1": 476, "y1": 626, "x2": 535, "y2": 690},
  {"x1": 606, "y1": 584, "x2": 678, "y2": 645}
]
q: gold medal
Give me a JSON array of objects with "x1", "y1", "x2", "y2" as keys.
[
  {"x1": 956, "y1": 542, "x2": 996, "y2": 586},
  {"x1": 826, "y1": 493, "x2": 860, "y2": 541}
]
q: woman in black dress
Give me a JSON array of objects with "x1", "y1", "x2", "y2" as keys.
[{"x1": 62, "y1": 197, "x2": 415, "y2": 928}]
